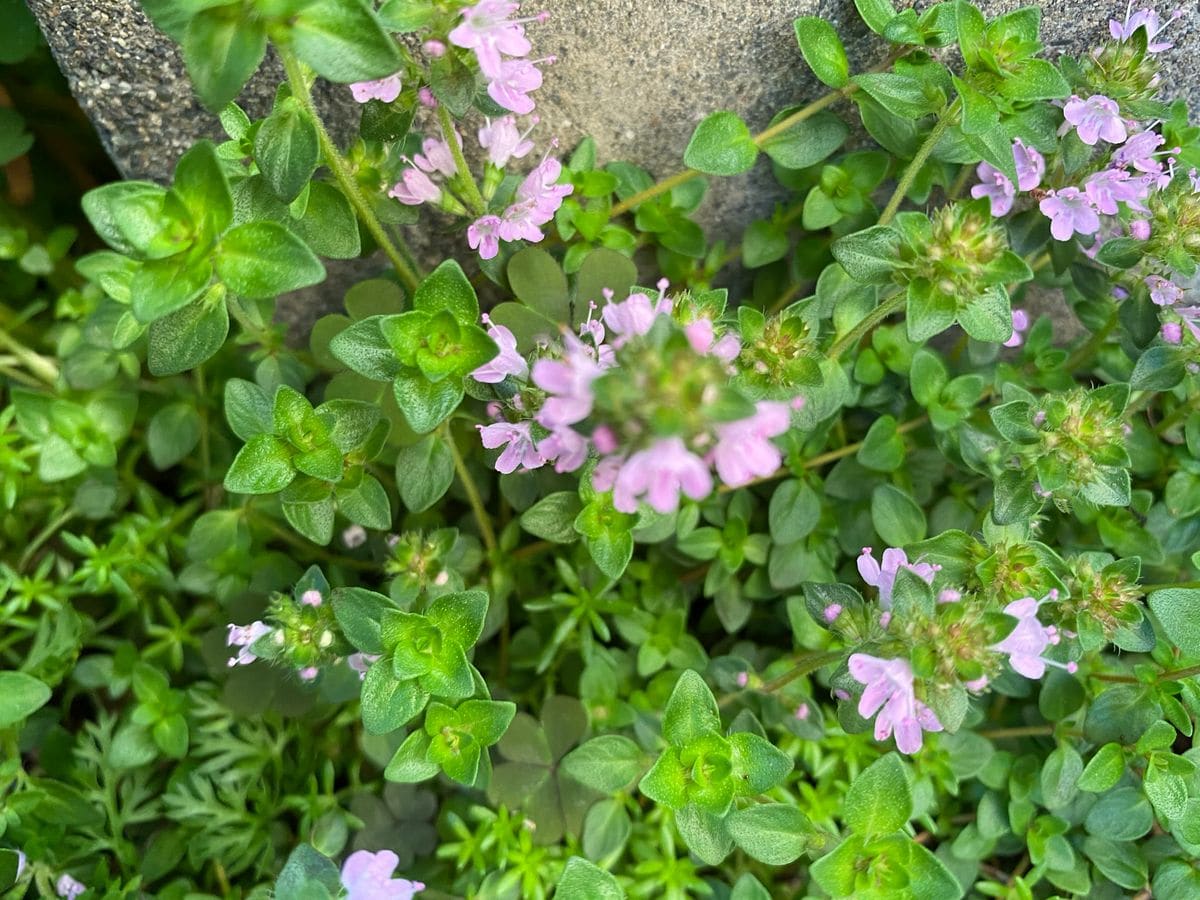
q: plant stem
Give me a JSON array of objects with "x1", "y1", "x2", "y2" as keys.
[
  {"x1": 437, "y1": 103, "x2": 488, "y2": 217},
  {"x1": 979, "y1": 724, "x2": 1056, "y2": 739},
  {"x1": 877, "y1": 103, "x2": 957, "y2": 227},
  {"x1": 278, "y1": 49, "x2": 420, "y2": 293},
  {"x1": 18, "y1": 508, "x2": 75, "y2": 572},
  {"x1": 0, "y1": 327, "x2": 58, "y2": 385},
  {"x1": 444, "y1": 424, "x2": 498, "y2": 556},
  {"x1": 1063, "y1": 308, "x2": 1118, "y2": 374},
  {"x1": 719, "y1": 649, "x2": 842, "y2": 708},
  {"x1": 826, "y1": 291, "x2": 906, "y2": 359}
]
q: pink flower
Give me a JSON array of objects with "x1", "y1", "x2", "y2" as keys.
[
  {"x1": 991, "y1": 594, "x2": 1077, "y2": 679},
  {"x1": 794, "y1": 703, "x2": 810, "y2": 720},
  {"x1": 532, "y1": 335, "x2": 603, "y2": 428},
  {"x1": 347, "y1": 653, "x2": 379, "y2": 680},
  {"x1": 735, "y1": 671, "x2": 749, "y2": 688},
  {"x1": 301, "y1": 589, "x2": 324, "y2": 607},
  {"x1": 1084, "y1": 168, "x2": 1151, "y2": 215},
  {"x1": 1039, "y1": 187, "x2": 1101, "y2": 241},
  {"x1": 1004, "y1": 308, "x2": 1030, "y2": 348},
  {"x1": 500, "y1": 157, "x2": 573, "y2": 240},
  {"x1": 418, "y1": 87, "x2": 438, "y2": 108},
  {"x1": 478, "y1": 421, "x2": 544, "y2": 474},
  {"x1": 488, "y1": 57, "x2": 548, "y2": 115},
  {"x1": 1130, "y1": 218, "x2": 1151, "y2": 240},
  {"x1": 682, "y1": 317, "x2": 741, "y2": 361},
  {"x1": 350, "y1": 74, "x2": 402, "y2": 104},
  {"x1": 340, "y1": 849, "x2": 425, "y2": 900},
  {"x1": 479, "y1": 115, "x2": 538, "y2": 167},
  {"x1": 709, "y1": 401, "x2": 791, "y2": 488},
  {"x1": 498, "y1": 202, "x2": 546, "y2": 243},
  {"x1": 1012, "y1": 139, "x2": 1045, "y2": 191},
  {"x1": 449, "y1": 0, "x2": 533, "y2": 77},
  {"x1": 56, "y1": 875, "x2": 85, "y2": 900},
  {"x1": 1063, "y1": 95, "x2": 1128, "y2": 146},
  {"x1": 602, "y1": 290, "x2": 672, "y2": 342},
  {"x1": 468, "y1": 215, "x2": 503, "y2": 260},
  {"x1": 971, "y1": 164, "x2": 1015, "y2": 217},
  {"x1": 413, "y1": 135, "x2": 460, "y2": 179},
  {"x1": 1114, "y1": 129, "x2": 1170, "y2": 173},
  {"x1": 422, "y1": 40, "x2": 447, "y2": 58},
  {"x1": 298, "y1": 666, "x2": 320, "y2": 682},
  {"x1": 823, "y1": 603, "x2": 843, "y2": 622},
  {"x1": 1162, "y1": 322, "x2": 1183, "y2": 344},
  {"x1": 610, "y1": 437, "x2": 713, "y2": 513},
  {"x1": 857, "y1": 547, "x2": 939, "y2": 609},
  {"x1": 1146, "y1": 274, "x2": 1183, "y2": 306},
  {"x1": 342, "y1": 526, "x2": 367, "y2": 549},
  {"x1": 1110, "y1": 7, "x2": 1185, "y2": 52},
  {"x1": 227, "y1": 621, "x2": 271, "y2": 667},
  {"x1": 388, "y1": 168, "x2": 441, "y2": 206},
  {"x1": 847, "y1": 654, "x2": 943, "y2": 754},
  {"x1": 536, "y1": 427, "x2": 589, "y2": 473},
  {"x1": 472, "y1": 315, "x2": 528, "y2": 383}
]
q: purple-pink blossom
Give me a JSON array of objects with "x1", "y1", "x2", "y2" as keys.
[
  {"x1": 709, "y1": 401, "x2": 791, "y2": 488},
  {"x1": 478, "y1": 421, "x2": 544, "y2": 474},
  {"x1": 479, "y1": 115, "x2": 538, "y2": 167},
  {"x1": 602, "y1": 288, "x2": 673, "y2": 342},
  {"x1": 1063, "y1": 94, "x2": 1128, "y2": 146},
  {"x1": 472, "y1": 315, "x2": 528, "y2": 383},
  {"x1": 857, "y1": 547, "x2": 939, "y2": 609},
  {"x1": 340, "y1": 849, "x2": 425, "y2": 900},
  {"x1": 1084, "y1": 168, "x2": 1151, "y2": 215},
  {"x1": 347, "y1": 653, "x2": 379, "y2": 680},
  {"x1": 449, "y1": 1, "x2": 534, "y2": 77},
  {"x1": 1162, "y1": 321, "x2": 1183, "y2": 344},
  {"x1": 991, "y1": 594, "x2": 1076, "y2": 679},
  {"x1": 1146, "y1": 274, "x2": 1183, "y2": 306},
  {"x1": 1110, "y1": 7, "x2": 1185, "y2": 52},
  {"x1": 1004, "y1": 308, "x2": 1030, "y2": 348},
  {"x1": 683, "y1": 317, "x2": 742, "y2": 361},
  {"x1": 971, "y1": 139, "x2": 1045, "y2": 217},
  {"x1": 1114, "y1": 129, "x2": 1172, "y2": 174},
  {"x1": 350, "y1": 74, "x2": 402, "y2": 104},
  {"x1": 413, "y1": 134, "x2": 460, "y2": 180},
  {"x1": 488, "y1": 57, "x2": 550, "y2": 115},
  {"x1": 499, "y1": 157, "x2": 573, "y2": 242},
  {"x1": 227, "y1": 621, "x2": 271, "y2": 667},
  {"x1": 300, "y1": 589, "x2": 324, "y2": 607},
  {"x1": 532, "y1": 334, "x2": 604, "y2": 428},
  {"x1": 56, "y1": 875, "x2": 85, "y2": 900},
  {"x1": 1039, "y1": 187, "x2": 1101, "y2": 241},
  {"x1": 608, "y1": 437, "x2": 713, "y2": 513},
  {"x1": 536, "y1": 427, "x2": 589, "y2": 473},
  {"x1": 1130, "y1": 218, "x2": 1151, "y2": 240},
  {"x1": 388, "y1": 168, "x2": 441, "y2": 206},
  {"x1": 468, "y1": 215, "x2": 503, "y2": 260},
  {"x1": 847, "y1": 654, "x2": 943, "y2": 754}
]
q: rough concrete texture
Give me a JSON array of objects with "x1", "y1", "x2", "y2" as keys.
[{"x1": 25, "y1": 0, "x2": 1200, "y2": 335}]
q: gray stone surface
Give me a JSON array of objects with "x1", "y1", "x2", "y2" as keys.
[{"x1": 25, "y1": 0, "x2": 1200, "y2": 335}]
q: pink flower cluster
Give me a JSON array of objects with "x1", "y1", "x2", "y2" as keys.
[
  {"x1": 472, "y1": 284, "x2": 801, "y2": 514},
  {"x1": 468, "y1": 155, "x2": 574, "y2": 259},
  {"x1": 341, "y1": 850, "x2": 424, "y2": 900},
  {"x1": 449, "y1": 0, "x2": 553, "y2": 115},
  {"x1": 991, "y1": 593, "x2": 1077, "y2": 680},
  {"x1": 1109, "y1": 6, "x2": 1185, "y2": 53},
  {"x1": 848, "y1": 654, "x2": 943, "y2": 754},
  {"x1": 971, "y1": 138, "x2": 1045, "y2": 217},
  {"x1": 856, "y1": 546, "x2": 939, "y2": 609},
  {"x1": 388, "y1": 133, "x2": 462, "y2": 206}
]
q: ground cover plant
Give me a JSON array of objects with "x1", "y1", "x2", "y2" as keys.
[{"x1": 3, "y1": 0, "x2": 1200, "y2": 896}]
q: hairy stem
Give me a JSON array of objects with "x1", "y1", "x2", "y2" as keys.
[
  {"x1": 826, "y1": 290, "x2": 907, "y2": 359},
  {"x1": 279, "y1": 49, "x2": 420, "y2": 293},
  {"x1": 437, "y1": 103, "x2": 488, "y2": 217},
  {"x1": 445, "y1": 423, "x2": 498, "y2": 556},
  {"x1": 719, "y1": 650, "x2": 842, "y2": 708},
  {"x1": 877, "y1": 103, "x2": 957, "y2": 227}
]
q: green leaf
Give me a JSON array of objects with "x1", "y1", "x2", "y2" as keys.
[
  {"x1": 1040, "y1": 743, "x2": 1083, "y2": 810},
  {"x1": 1078, "y1": 743, "x2": 1125, "y2": 793},
  {"x1": 331, "y1": 587, "x2": 389, "y2": 655},
  {"x1": 845, "y1": 753, "x2": 911, "y2": 835},
  {"x1": 147, "y1": 403, "x2": 203, "y2": 469},
  {"x1": 508, "y1": 248, "x2": 569, "y2": 321},
  {"x1": 392, "y1": 372, "x2": 463, "y2": 434},
  {"x1": 521, "y1": 491, "x2": 584, "y2": 543},
  {"x1": 831, "y1": 226, "x2": 901, "y2": 284},
  {"x1": 361, "y1": 663, "x2": 429, "y2": 733},
  {"x1": 851, "y1": 72, "x2": 938, "y2": 118},
  {"x1": 184, "y1": 7, "x2": 267, "y2": 111},
  {"x1": 1148, "y1": 589, "x2": 1200, "y2": 658},
  {"x1": 224, "y1": 434, "x2": 295, "y2": 494},
  {"x1": 413, "y1": 259, "x2": 479, "y2": 322},
  {"x1": 768, "y1": 479, "x2": 820, "y2": 544},
  {"x1": 561, "y1": 735, "x2": 645, "y2": 793},
  {"x1": 661, "y1": 669, "x2": 720, "y2": 746},
  {"x1": 254, "y1": 97, "x2": 320, "y2": 203},
  {"x1": 384, "y1": 730, "x2": 439, "y2": 782},
  {"x1": 291, "y1": 0, "x2": 404, "y2": 83},
  {"x1": 274, "y1": 844, "x2": 342, "y2": 898},
  {"x1": 683, "y1": 111, "x2": 758, "y2": 176},
  {"x1": 760, "y1": 109, "x2": 848, "y2": 170},
  {"x1": 172, "y1": 140, "x2": 233, "y2": 238},
  {"x1": 871, "y1": 483, "x2": 927, "y2": 545},
  {"x1": 857, "y1": 414, "x2": 905, "y2": 472},
  {"x1": 338, "y1": 474, "x2": 392, "y2": 529},
  {"x1": 81, "y1": 181, "x2": 183, "y2": 260},
  {"x1": 395, "y1": 435, "x2": 454, "y2": 512},
  {"x1": 0, "y1": 671, "x2": 52, "y2": 727},
  {"x1": 794, "y1": 17, "x2": 850, "y2": 87},
  {"x1": 855, "y1": 0, "x2": 899, "y2": 34},
  {"x1": 147, "y1": 298, "x2": 229, "y2": 376},
  {"x1": 426, "y1": 590, "x2": 489, "y2": 650},
  {"x1": 132, "y1": 254, "x2": 213, "y2": 324},
  {"x1": 958, "y1": 286, "x2": 1013, "y2": 343},
  {"x1": 729, "y1": 732, "x2": 792, "y2": 794},
  {"x1": 216, "y1": 222, "x2": 325, "y2": 299},
  {"x1": 673, "y1": 805, "x2": 734, "y2": 866},
  {"x1": 555, "y1": 857, "x2": 624, "y2": 900},
  {"x1": 330, "y1": 315, "x2": 401, "y2": 381},
  {"x1": 726, "y1": 803, "x2": 812, "y2": 864}
]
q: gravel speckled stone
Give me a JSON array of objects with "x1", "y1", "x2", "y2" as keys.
[{"x1": 26, "y1": 0, "x2": 1200, "y2": 335}]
